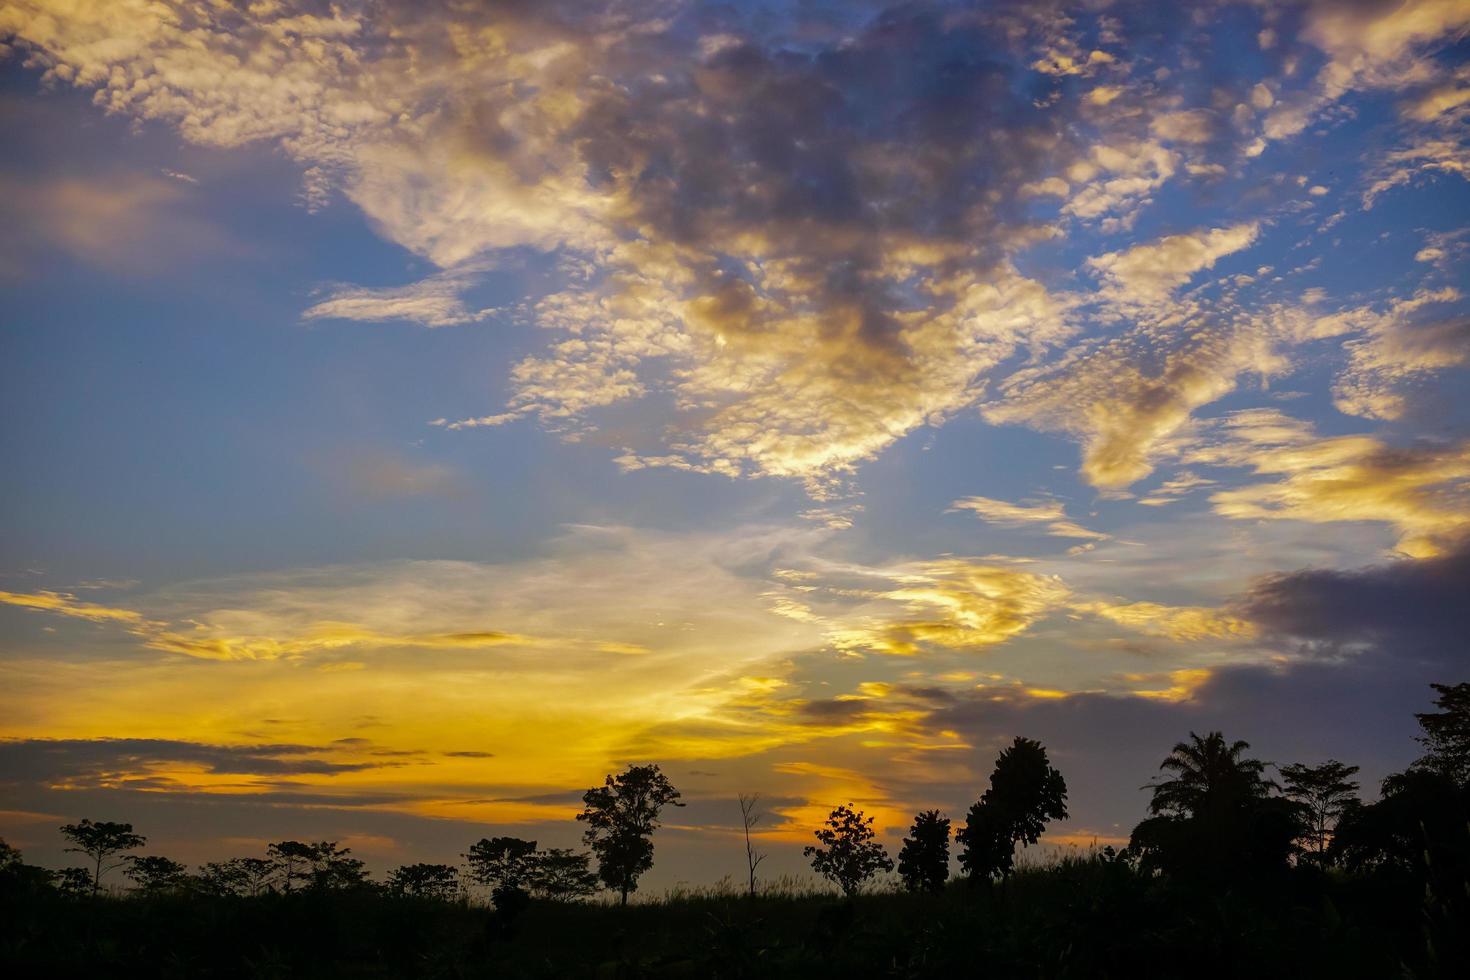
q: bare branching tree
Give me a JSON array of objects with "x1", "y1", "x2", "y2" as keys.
[{"x1": 738, "y1": 792, "x2": 767, "y2": 897}]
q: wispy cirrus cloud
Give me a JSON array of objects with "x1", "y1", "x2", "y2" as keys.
[{"x1": 948, "y1": 496, "x2": 1108, "y2": 541}]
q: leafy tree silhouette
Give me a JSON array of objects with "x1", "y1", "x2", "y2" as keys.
[
  {"x1": 59, "y1": 819, "x2": 146, "y2": 897},
  {"x1": 198, "y1": 857, "x2": 279, "y2": 897},
  {"x1": 266, "y1": 840, "x2": 366, "y2": 892},
  {"x1": 897, "y1": 809, "x2": 950, "y2": 894},
  {"x1": 1331, "y1": 682, "x2": 1470, "y2": 969},
  {"x1": 1279, "y1": 760, "x2": 1360, "y2": 859},
  {"x1": 1411, "y1": 681, "x2": 1470, "y2": 784},
  {"x1": 465, "y1": 836, "x2": 537, "y2": 910},
  {"x1": 54, "y1": 866, "x2": 93, "y2": 897},
  {"x1": 525, "y1": 848, "x2": 599, "y2": 901},
  {"x1": 125, "y1": 855, "x2": 189, "y2": 894},
  {"x1": 0, "y1": 838, "x2": 54, "y2": 896},
  {"x1": 1130, "y1": 731, "x2": 1301, "y2": 881},
  {"x1": 387, "y1": 863, "x2": 460, "y2": 900},
  {"x1": 266, "y1": 840, "x2": 315, "y2": 893},
  {"x1": 307, "y1": 842, "x2": 368, "y2": 890},
  {"x1": 738, "y1": 792, "x2": 768, "y2": 898},
  {"x1": 804, "y1": 804, "x2": 893, "y2": 897},
  {"x1": 957, "y1": 737, "x2": 1067, "y2": 882},
  {"x1": 578, "y1": 764, "x2": 683, "y2": 906}
]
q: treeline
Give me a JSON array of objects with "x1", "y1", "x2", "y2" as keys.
[
  {"x1": 1, "y1": 682, "x2": 1467, "y2": 977},
  {"x1": 3, "y1": 683, "x2": 1468, "y2": 908},
  {"x1": 0, "y1": 765, "x2": 675, "y2": 908}
]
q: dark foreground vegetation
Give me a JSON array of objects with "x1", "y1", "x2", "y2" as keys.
[{"x1": 2, "y1": 682, "x2": 1467, "y2": 979}]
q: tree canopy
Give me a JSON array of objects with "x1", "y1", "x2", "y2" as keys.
[
  {"x1": 577, "y1": 764, "x2": 682, "y2": 905},
  {"x1": 59, "y1": 819, "x2": 146, "y2": 898},
  {"x1": 957, "y1": 737, "x2": 1067, "y2": 881},
  {"x1": 804, "y1": 804, "x2": 893, "y2": 897},
  {"x1": 897, "y1": 809, "x2": 950, "y2": 895}
]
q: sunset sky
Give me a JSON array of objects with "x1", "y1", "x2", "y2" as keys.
[{"x1": 2, "y1": 0, "x2": 1468, "y2": 887}]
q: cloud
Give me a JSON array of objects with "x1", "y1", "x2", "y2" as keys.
[
  {"x1": 0, "y1": 590, "x2": 153, "y2": 628},
  {"x1": 331, "y1": 448, "x2": 466, "y2": 499},
  {"x1": 0, "y1": 172, "x2": 233, "y2": 277},
  {"x1": 1193, "y1": 410, "x2": 1470, "y2": 558},
  {"x1": 1073, "y1": 600, "x2": 1257, "y2": 642},
  {"x1": 1363, "y1": 136, "x2": 1470, "y2": 207},
  {"x1": 1263, "y1": 0, "x2": 1470, "y2": 142},
  {"x1": 303, "y1": 266, "x2": 497, "y2": 328},
  {"x1": 1150, "y1": 109, "x2": 1216, "y2": 145},
  {"x1": 986, "y1": 322, "x2": 1287, "y2": 489},
  {"x1": 827, "y1": 559, "x2": 1072, "y2": 656},
  {"x1": 0, "y1": 738, "x2": 394, "y2": 789},
  {"x1": 0, "y1": 1, "x2": 1089, "y2": 492},
  {"x1": 1240, "y1": 540, "x2": 1470, "y2": 665},
  {"x1": 949, "y1": 496, "x2": 1108, "y2": 540},
  {"x1": 1086, "y1": 223, "x2": 1260, "y2": 308}
]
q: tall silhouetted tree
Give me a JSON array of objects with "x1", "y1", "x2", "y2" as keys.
[
  {"x1": 59, "y1": 819, "x2": 146, "y2": 897},
  {"x1": 1331, "y1": 683, "x2": 1470, "y2": 967},
  {"x1": 897, "y1": 809, "x2": 950, "y2": 894},
  {"x1": 1279, "y1": 760, "x2": 1360, "y2": 857},
  {"x1": 525, "y1": 849, "x2": 599, "y2": 901},
  {"x1": 958, "y1": 737, "x2": 1067, "y2": 882},
  {"x1": 388, "y1": 863, "x2": 460, "y2": 900},
  {"x1": 125, "y1": 855, "x2": 188, "y2": 894},
  {"x1": 266, "y1": 840, "x2": 315, "y2": 893},
  {"x1": 804, "y1": 804, "x2": 893, "y2": 897},
  {"x1": 1130, "y1": 731, "x2": 1301, "y2": 880},
  {"x1": 578, "y1": 764, "x2": 683, "y2": 905},
  {"x1": 1411, "y1": 681, "x2": 1470, "y2": 784},
  {"x1": 738, "y1": 792, "x2": 767, "y2": 897}
]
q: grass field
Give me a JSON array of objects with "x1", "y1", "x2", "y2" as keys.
[{"x1": 2, "y1": 852, "x2": 1455, "y2": 979}]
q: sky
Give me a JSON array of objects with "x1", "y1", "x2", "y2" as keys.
[{"x1": 1, "y1": 0, "x2": 1468, "y2": 890}]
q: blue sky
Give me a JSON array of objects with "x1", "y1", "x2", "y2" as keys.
[{"x1": 1, "y1": 0, "x2": 1468, "y2": 890}]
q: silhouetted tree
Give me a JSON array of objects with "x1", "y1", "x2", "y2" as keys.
[
  {"x1": 578, "y1": 764, "x2": 683, "y2": 905},
  {"x1": 54, "y1": 867, "x2": 93, "y2": 897},
  {"x1": 125, "y1": 855, "x2": 188, "y2": 894},
  {"x1": 897, "y1": 809, "x2": 950, "y2": 894},
  {"x1": 1130, "y1": 731, "x2": 1301, "y2": 880},
  {"x1": 0, "y1": 838, "x2": 54, "y2": 896},
  {"x1": 525, "y1": 848, "x2": 599, "y2": 901},
  {"x1": 267, "y1": 840, "x2": 366, "y2": 892},
  {"x1": 59, "y1": 819, "x2": 146, "y2": 897},
  {"x1": 738, "y1": 792, "x2": 767, "y2": 897},
  {"x1": 956, "y1": 800, "x2": 1011, "y2": 882},
  {"x1": 1279, "y1": 760, "x2": 1360, "y2": 858},
  {"x1": 1332, "y1": 683, "x2": 1470, "y2": 877},
  {"x1": 388, "y1": 863, "x2": 460, "y2": 900},
  {"x1": 465, "y1": 836, "x2": 537, "y2": 909},
  {"x1": 1410, "y1": 681, "x2": 1470, "y2": 784},
  {"x1": 305, "y1": 841, "x2": 368, "y2": 890},
  {"x1": 804, "y1": 804, "x2": 893, "y2": 897},
  {"x1": 1148, "y1": 731, "x2": 1274, "y2": 816},
  {"x1": 198, "y1": 857, "x2": 279, "y2": 897},
  {"x1": 957, "y1": 737, "x2": 1067, "y2": 882},
  {"x1": 267, "y1": 840, "x2": 316, "y2": 893}
]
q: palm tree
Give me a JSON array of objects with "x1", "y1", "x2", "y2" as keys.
[
  {"x1": 1145, "y1": 731, "x2": 1275, "y2": 820},
  {"x1": 1132, "y1": 731, "x2": 1300, "y2": 880}
]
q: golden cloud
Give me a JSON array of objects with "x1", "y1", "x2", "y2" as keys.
[
  {"x1": 1195, "y1": 411, "x2": 1470, "y2": 558},
  {"x1": 949, "y1": 496, "x2": 1108, "y2": 540}
]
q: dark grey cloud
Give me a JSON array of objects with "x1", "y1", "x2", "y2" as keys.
[
  {"x1": 1240, "y1": 542, "x2": 1470, "y2": 664},
  {"x1": 0, "y1": 737, "x2": 403, "y2": 786}
]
